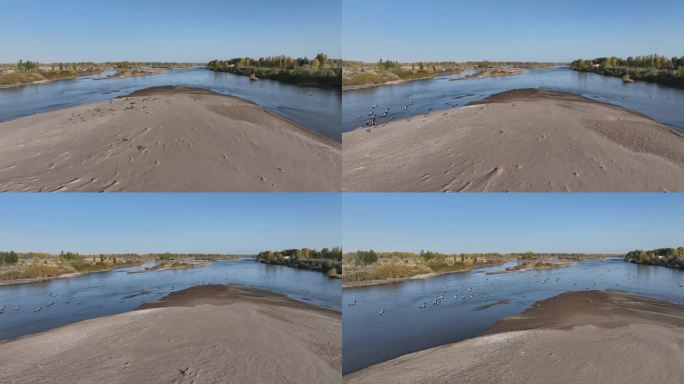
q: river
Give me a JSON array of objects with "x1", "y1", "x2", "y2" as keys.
[
  {"x1": 0, "y1": 67, "x2": 341, "y2": 141},
  {"x1": 0, "y1": 258, "x2": 340, "y2": 341},
  {"x1": 343, "y1": 67, "x2": 684, "y2": 134},
  {"x1": 342, "y1": 258, "x2": 684, "y2": 374}
]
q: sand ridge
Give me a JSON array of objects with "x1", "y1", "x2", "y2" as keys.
[
  {"x1": 0, "y1": 284, "x2": 341, "y2": 384},
  {"x1": 0, "y1": 86, "x2": 340, "y2": 191},
  {"x1": 344, "y1": 290, "x2": 684, "y2": 384},
  {"x1": 343, "y1": 88, "x2": 684, "y2": 192}
]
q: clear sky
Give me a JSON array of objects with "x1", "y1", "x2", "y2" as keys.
[
  {"x1": 0, "y1": 194, "x2": 340, "y2": 254},
  {"x1": 0, "y1": 0, "x2": 341, "y2": 62},
  {"x1": 343, "y1": 0, "x2": 684, "y2": 62},
  {"x1": 343, "y1": 194, "x2": 684, "y2": 254}
]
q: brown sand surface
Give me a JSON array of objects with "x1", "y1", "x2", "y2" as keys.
[
  {"x1": 343, "y1": 88, "x2": 684, "y2": 191},
  {"x1": 0, "y1": 86, "x2": 340, "y2": 191},
  {"x1": 0, "y1": 285, "x2": 341, "y2": 384},
  {"x1": 344, "y1": 290, "x2": 684, "y2": 384}
]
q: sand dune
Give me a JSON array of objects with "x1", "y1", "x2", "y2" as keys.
[
  {"x1": 0, "y1": 86, "x2": 340, "y2": 191},
  {"x1": 344, "y1": 291, "x2": 684, "y2": 384},
  {"x1": 0, "y1": 285, "x2": 341, "y2": 384},
  {"x1": 343, "y1": 89, "x2": 684, "y2": 192}
]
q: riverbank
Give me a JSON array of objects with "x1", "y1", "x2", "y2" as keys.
[
  {"x1": 0, "y1": 68, "x2": 104, "y2": 89},
  {"x1": 0, "y1": 284, "x2": 341, "y2": 384},
  {"x1": 0, "y1": 256, "x2": 145, "y2": 286},
  {"x1": 343, "y1": 88, "x2": 684, "y2": 192},
  {"x1": 345, "y1": 290, "x2": 684, "y2": 384},
  {"x1": 0, "y1": 86, "x2": 340, "y2": 191}
]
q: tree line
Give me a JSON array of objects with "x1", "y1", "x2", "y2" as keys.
[
  {"x1": 570, "y1": 54, "x2": 684, "y2": 88},
  {"x1": 256, "y1": 247, "x2": 342, "y2": 276},
  {"x1": 0, "y1": 251, "x2": 19, "y2": 266},
  {"x1": 625, "y1": 247, "x2": 684, "y2": 269},
  {"x1": 207, "y1": 53, "x2": 341, "y2": 88}
]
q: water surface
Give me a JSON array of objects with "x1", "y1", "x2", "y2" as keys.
[
  {"x1": 343, "y1": 67, "x2": 684, "y2": 134},
  {"x1": 342, "y1": 259, "x2": 684, "y2": 374},
  {"x1": 0, "y1": 259, "x2": 340, "y2": 341},
  {"x1": 0, "y1": 67, "x2": 341, "y2": 141}
]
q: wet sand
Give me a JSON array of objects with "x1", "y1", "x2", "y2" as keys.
[
  {"x1": 0, "y1": 284, "x2": 341, "y2": 384},
  {"x1": 0, "y1": 86, "x2": 340, "y2": 191},
  {"x1": 344, "y1": 290, "x2": 684, "y2": 384},
  {"x1": 343, "y1": 88, "x2": 684, "y2": 192}
]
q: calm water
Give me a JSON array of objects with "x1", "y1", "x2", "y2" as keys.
[
  {"x1": 0, "y1": 258, "x2": 340, "y2": 341},
  {"x1": 0, "y1": 67, "x2": 341, "y2": 141},
  {"x1": 343, "y1": 67, "x2": 684, "y2": 134},
  {"x1": 342, "y1": 259, "x2": 684, "y2": 374}
]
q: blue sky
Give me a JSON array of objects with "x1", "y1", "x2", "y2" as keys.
[
  {"x1": 343, "y1": 0, "x2": 684, "y2": 62},
  {"x1": 0, "y1": 0, "x2": 340, "y2": 62},
  {"x1": 0, "y1": 194, "x2": 340, "y2": 254},
  {"x1": 343, "y1": 194, "x2": 684, "y2": 254}
]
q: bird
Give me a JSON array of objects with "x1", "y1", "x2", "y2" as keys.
[
  {"x1": 419, "y1": 302, "x2": 427, "y2": 309},
  {"x1": 0, "y1": 305, "x2": 5, "y2": 315},
  {"x1": 349, "y1": 299, "x2": 357, "y2": 306},
  {"x1": 378, "y1": 308, "x2": 385, "y2": 316}
]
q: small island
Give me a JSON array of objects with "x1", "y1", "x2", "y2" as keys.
[{"x1": 256, "y1": 247, "x2": 342, "y2": 277}]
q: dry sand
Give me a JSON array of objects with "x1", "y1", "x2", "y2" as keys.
[
  {"x1": 343, "y1": 88, "x2": 684, "y2": 191},
  {"x1": 0, "y1": 86, "x2": 340, "y2": 191},
  {"x1": 0, "y1": 285, "x2": 341, "y2": 384},
  {"x1": 344, "y1": 290, "x2": 684, "y2": 384}
]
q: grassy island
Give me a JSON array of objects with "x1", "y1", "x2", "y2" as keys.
[
  {"x1": 256, "y1": 247, "x2": 342, "y2": 277},
  {"x1": 208, "y1": 53, "x2": 341, "y2": 88}
]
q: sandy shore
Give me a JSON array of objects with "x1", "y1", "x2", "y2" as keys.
[
  {"x1": 0, "y1": 86, "x2": 340, "y2": 191},
  {"x1": 345, "y1": 290, "x2": 684, "y2": 384},
  {"x1": 0, "y1": 284, "x2": 341, "y2": 384},
  {"x1": 343, "y1": 88, "x2": 684, "y2": 191}
]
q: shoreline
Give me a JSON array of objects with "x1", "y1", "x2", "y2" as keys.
[
  {"x1": 343, "y1": 88, "x2": 684, "y2": 192},
  {"x1": 0, "y1": 284, "x2": 341, "y2": 384},
  {"x1": 122, "y1": 85, "x2": 340, "y2": 147},
  {"x1": 345, "y1": 290, "x2": 684, "y2": 383}
]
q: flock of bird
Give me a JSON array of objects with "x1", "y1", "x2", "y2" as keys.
[
  {"x1": 346, "y1": 273, "x2": 684, "y2": 318},
  {"x1": 361, "y1": 101, "x2": 415, "y2": 127}
]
